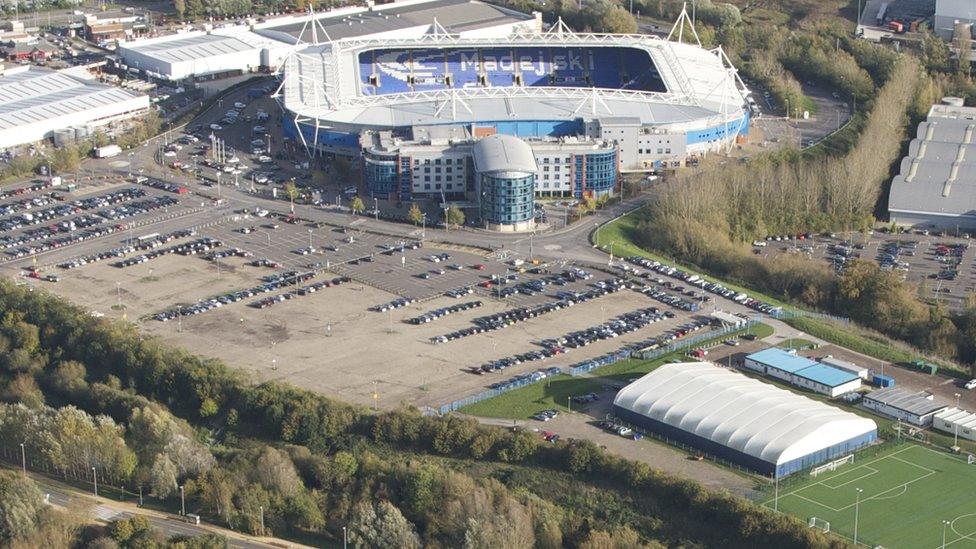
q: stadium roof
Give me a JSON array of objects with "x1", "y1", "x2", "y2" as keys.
[
  {"x1": 0, "y1": 67, "x2": 145, "y2": 131},
  {"x1": 613, "y1": 362, "x2": 877, "y2": 465},
  {"x1": 119, "y1": 29, "x2": 274, "y2": 64},
  {"x1": 261, "y1": 0, "x2": 532, "y2": 42},
  {"x1": 746, "y1": 348, "x2": 817, "y2": 374},
  {"x1": 888, "y1": 107, "x2": 976, "y2": 220},
  {"x1": 792, "y1": 364, "x2": 859, "y2": 388},
  {"x1": 864, "y1": 388, "x2": 947, "y2": 416},
  {"x1": 472, "y1": 134, "x2": 537, "y2": 174}
]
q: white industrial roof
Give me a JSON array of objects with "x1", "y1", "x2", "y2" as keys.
[
  {"x1": 613, "y1": 362, "x2": 877, "y2": 465},
  {"x1": 0, "y1": 67, "x2": 145, "y2": 131},
  {"x1": 472, "y1": 134, "x2": 537, "y2": 174},
  {"x1": 119, "y1": 29, "x2": 274, "y2": 64},
  {"x1": 936, "y1": 407, "x2": 976, "y2": 430}
]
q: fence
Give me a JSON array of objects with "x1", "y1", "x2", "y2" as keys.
[
  {"x1": 439, "y1": 372, "x2": 561, "y2": 415},
  {"x1": 770, "y1": 309, "x2": 850, "y2": 323},
  {"x1": 568, "y1": 349, "x2": 633, "y2": 376},
  {"x1": 628, "y1": 319, "x2": 760, "y2": 362}
]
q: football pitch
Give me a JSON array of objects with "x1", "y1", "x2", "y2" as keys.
[{"x1": 762, "y1": 443, "x2": 976, "y2": 548}]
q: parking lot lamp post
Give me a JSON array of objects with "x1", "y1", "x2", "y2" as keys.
[
  {"x1": 955, "y1": 393, "x2": 961, "y2": 447},
  {"x1": 853, "y1": 488, "x2": 863, "y2": 545},
  {"x1": 374, "y1": 197, "x2": 379, "y2": 221},
  {"x1": 943, "y1": 520, "x2": 950, "y2": 549},
  {"x1": 180, "y1": 485, "x2": 185, "y2": 515},
  {"x1": 594, "y1": 222, "x2": 600, "y2": 247},
  {"x1": 567, "y1": 396, "x2": 571, "y2": 413},
  {"x1": 92, "y1": 467, "x2": 98, "y2": 498},
  {"x1": 422, "y1": 213, "x2": 427, "y2": 240},
  {"x1": 343, "y1": 526, "x2": 347, "y2": 549},
  {"x1": 308, "y1": 229, "x2": 313, "y2": 250}
]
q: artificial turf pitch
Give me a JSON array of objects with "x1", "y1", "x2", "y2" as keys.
[{"x1": 763, "y1": 443, "x2": 976, "y2": 548}]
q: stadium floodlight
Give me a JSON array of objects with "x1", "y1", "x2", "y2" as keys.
[
  {"x1": 853, "y1": 488, "x2": 864, "y2": 545},
  {"x1": 943, "y1": 519, "x2": 951, "y2": 549}
]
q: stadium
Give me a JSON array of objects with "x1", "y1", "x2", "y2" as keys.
[{"x1": 278, "y1": 10, "x2": 750, "y2": 229}]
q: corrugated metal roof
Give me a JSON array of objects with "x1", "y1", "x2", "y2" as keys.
[
  {"x1": 936, "y1": 407, "x2": 976, "y2": 430},
  {"x1": 121, "y1": 30, "x2": 272, "y2": 64},
  {"x1": 865, "y1": 388, "x2": 947, "y2": 416},
  {"x1": 793, "y1": 364, "x2": 859, "y2": 388},
  {"x1": 0, "y1": 67, "x2": 145, "y2": 130},
  {"x1": 613, "y1": 362, "x2": 877, "y2": 466},
  {"x1": 888, "y1": 113, "x2": 976, "y2": 218},
  {"x1": 266, "y1": 0, "x2": 531, "y2": 41},
  {"x1": 746, "y1": 348, "x2": 817, "y2": 374}
]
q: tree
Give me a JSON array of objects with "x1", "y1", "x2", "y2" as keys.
[
  {"x1": 283, "y1": 181, "x2": 299, "y2": 203},
  {"x1": 253, "y1": 447, "x2": 302, "y2": 498},
  {"x1": 347, "y1": 501, "x2": 420, "y2": 549},
  {"x1": 174, "y1": 0, "x2": 186, "y2": 20},
  {"x1": 350, "y1": 196, "x2": 365, "y2": 215},
  {"x1": 149, "y1": 453, "x2": 178, "y2": 498},
  {"x1": 0, "y1": 470, "x2": 43, "y2": 542},
  {"x1": 446, "y1": 205, "x2": 465, "y2": 228},
  {"x1": 407, "y1": 203, "x2": 423, "y2": 225}
]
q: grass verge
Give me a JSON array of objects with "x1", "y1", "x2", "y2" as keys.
[{"x1": 594, "y1": 209, "x2": 796, "y2": 311}]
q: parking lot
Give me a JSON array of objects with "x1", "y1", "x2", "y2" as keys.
[
  {"x1": 0, "y1": 176, "x2": 200, "y2": 266},
  {"x1": 753, "y1": 229, "x2": 976, "y2": 309}
]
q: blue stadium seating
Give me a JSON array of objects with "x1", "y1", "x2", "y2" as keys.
[{"x1": 358, "y1": 46, "x2": 665, "y2": 95}]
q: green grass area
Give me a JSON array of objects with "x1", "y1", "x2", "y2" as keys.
[
  {"x1": 776, "y1": 338, "x2": 818, "y2": 350},
  {"x1": 459, "y1": 375, "x2": 606, "y2": 419},
  {"x1": 763, "y1": 443, "x2": 976, "y2": 548},
  {"x1": 594, "y1": 210, "x2": 796, "y2": 311},
  {"x1": 783, "y1": 315, "x2": 969, "y2": 377}
]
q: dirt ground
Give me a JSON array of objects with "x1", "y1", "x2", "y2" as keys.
[{"x1": 46, "y1": 250, "x2": 698, "y2": 409}]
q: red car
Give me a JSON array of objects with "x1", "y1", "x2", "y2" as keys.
[{"x1": 473, "y1": 264, "x2": 486, "y2": 270}]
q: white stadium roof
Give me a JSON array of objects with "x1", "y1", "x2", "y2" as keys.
[
  {"x1": 613, "y1": 362, "x2": 877, "y2": 466},
  {"x1": 472, "y1": 134, "x2": 537, "y2": 174},
  {"x1": 280, "y1": 29, "x2": 748, "y2": 130}
]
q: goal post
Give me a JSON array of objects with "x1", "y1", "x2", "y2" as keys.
[
  {"x1": 810, "y1": 454, "x2": 854, "y2": 477},
  {"x1": 968, "y1": 454, "x2": 975, "y2": 465},
  {"x1": 808, "y1": 517, "x2": 830, "y2": 533}
]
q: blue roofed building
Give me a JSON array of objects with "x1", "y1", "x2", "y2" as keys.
[{"x1": 744, "y1": 348, "x2": 862, "y2": 397}]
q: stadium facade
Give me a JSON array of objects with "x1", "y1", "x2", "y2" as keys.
[{"x1": 279, "y1": 9, "x2": 749, "y2": 229}]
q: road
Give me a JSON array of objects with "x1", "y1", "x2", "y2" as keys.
[{"x1": 24, "y1": 469, "x2": 313, "y2": 548}]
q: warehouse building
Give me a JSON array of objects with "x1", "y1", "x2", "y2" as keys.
[
  {"x1": 888, "y1": 99, "x2": 976, "y2": 230},
  {"x1": 862, "y1": 388, "x2": 947, "y2": 426},
  {"x1": 819, "y1": 356, "x2": 871, "y2": 380},
  {"x1": 612, "y1": 362, "x2": 878, "y2": 478},
  {"x1": 933, "y1": 408, "x2": 976, "y2": 442},
  {"x1": 0, "y1": 65, "x2": 149, "y2": 149},
  {"x1": 743, "y1": 348, "x2": 862, "y2": 397}
]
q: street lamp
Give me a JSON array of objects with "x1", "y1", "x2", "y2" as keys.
[
  {"x1": 421, "y1": 213, "x2": 427, "y2": 240},
  {"x1": 343, "y1": 526, "x2": 347, "y2": 549},
  {"x1": 180, "y1": 485, "x2": 185, "y2": 515},
  {"x1": 19, "y1": 442, "x2": 25, "y2": 475},
  {"x1": 853, "y1": 488, "x2": 863, "y2": 545},
  {"x1": 374, "y1": 197, "x2": 378, "y2": 221},
  {"x1": 92, "y1": 467, "x2": 98, "y2": 498},
  {"x1": 954, "y1": 393, "x2": 961, "y2": 447}
]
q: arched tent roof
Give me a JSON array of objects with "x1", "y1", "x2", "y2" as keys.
[{"x1": 613, "y1": 362, "x2": 877, "y2": 465}]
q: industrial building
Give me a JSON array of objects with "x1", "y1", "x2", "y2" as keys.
[
  {"x1": 862, "y1": 388, "x2": 948, "y2": 426},
  {"x1": 116, "y1": 28, "x2": 290, "y2": 82},
  {"x1": 935, "y1": 0, "x2": 976, "y2": 44},
  {"x1": 743, "y1": 348, "x2": 862, "y2": 397},
  {"x1": 116, "y1": 0, "x2": 537, "y2": 82},
  {"x1": 888, "y1": 99, "x2": 976, "y2": 230},
  {"x1": 611, "y1": 362, "x2": 878, "y2": 478},
  {"x1": 0, "y1": 65, "x2": 149, "y2": 149},
  {"x1": 819, "y1": 356, "x2": 871, "y2": 380},
  {"x1": 933, "y1": 407, "x2": 976, "y2": 442}
]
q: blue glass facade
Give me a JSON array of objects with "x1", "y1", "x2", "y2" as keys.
[
  {"x1": 362, "y1": 149, "x2": 399, "y2": 199},
  {"x1": 573, "y1": 149, "x2": 618, "y2": 198},
  {"x1": 481, "y1": 173, "x2": 535, "y2": 226}
]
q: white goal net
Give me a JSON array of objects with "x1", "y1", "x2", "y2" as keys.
[
  {"x1": 808, "y1": 517, "x2": 830, "y2": 533},
  {"x1": 810, "y1": 454, "x2": 854, "y2": 477},
  {"x1": 969, "y1": 454, "x2": 975, "y2": 465}
]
